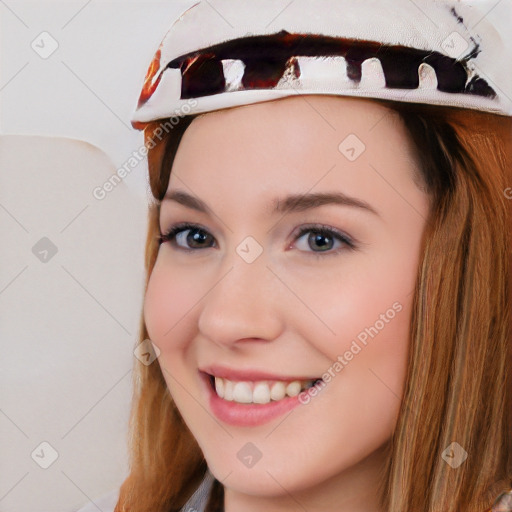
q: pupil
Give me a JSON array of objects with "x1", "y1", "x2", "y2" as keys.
[
  {"x1": 311, "y1": 233, "x2": 332, "y2": 251},
  {"x1": 189, "y1": 229, "x2": 208, "y2": 247}
]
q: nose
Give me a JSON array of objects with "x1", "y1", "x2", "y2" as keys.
[{"x1": 197, "y1": 254, "x2": 285, "y2": 348}]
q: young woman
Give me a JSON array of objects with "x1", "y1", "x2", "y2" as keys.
[{"x1": 112, "y1": 1, "x2": 512, "y2": 511}]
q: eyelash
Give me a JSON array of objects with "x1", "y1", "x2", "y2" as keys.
[{"x1": 157, "y1": 222, "x2": 356, "y2": 258}]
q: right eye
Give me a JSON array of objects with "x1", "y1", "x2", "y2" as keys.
[{"x1": 158, "y1": 222, "x2": 216, "y2": 251}]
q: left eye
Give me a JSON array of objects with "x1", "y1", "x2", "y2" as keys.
[
  {"x1": 158, "y1": 223, "x2": 355, "y2": 255},
  {"x1": 292, "y1": 225, "x2": 354, "y2": 255}
]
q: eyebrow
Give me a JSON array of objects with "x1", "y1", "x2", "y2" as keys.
[{"x1": 162, "y1": 190, "x2": 380, "y2": 217}]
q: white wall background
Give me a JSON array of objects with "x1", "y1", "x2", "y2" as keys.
[{"x1": 0, "y1": 1, "x2": 196, "y2": 511}]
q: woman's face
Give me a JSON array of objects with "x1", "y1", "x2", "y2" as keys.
[{"x1": 144, "y1": 95, "x2": 430, "y2": 510}]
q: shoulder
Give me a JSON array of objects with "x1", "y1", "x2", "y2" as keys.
[
  {"x1": 73, "y1": 471, "x2": 216, "y2": 512},
  {"x1": 74, "y1": 488, "x2": 119, "y2": 512}
]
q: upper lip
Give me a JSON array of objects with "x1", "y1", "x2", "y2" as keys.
[{"x1": 199, "y1": 364, "x2": 320, "y2": 383}]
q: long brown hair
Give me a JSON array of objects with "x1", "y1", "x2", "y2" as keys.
[{"x1": 114, "y1": 98, "x2": 512, "y2": 512}]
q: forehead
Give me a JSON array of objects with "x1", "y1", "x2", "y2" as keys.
[
  {"x1": 165, "y1": 95, "x2": 421, "y2": 215},
  {"x1": 188, "y1": 95, "x2": 401, "y2": 140},
  {"x1": 171, "y1": 96, "x2": 409, "y2": 161}
]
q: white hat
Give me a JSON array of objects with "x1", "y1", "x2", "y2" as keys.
[{"x1": 131, "y1": 0, "x2": 512, "y2": 129}]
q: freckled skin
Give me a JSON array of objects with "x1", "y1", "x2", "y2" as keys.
[{"x1": 143, "y1": 95, "x2": 430, "y2": 512}]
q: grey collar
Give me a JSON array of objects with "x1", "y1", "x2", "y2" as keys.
[{"x1": 179, "y1": 467, "x2": 216, "y2": 512}]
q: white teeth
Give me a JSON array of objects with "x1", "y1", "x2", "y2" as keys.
[
  {"x1": 276, "y1": 57, "x2": 301, "y2": 88},
  {"x1": 253, "y1": 382, "x2": 271, "y2": 404},
  {"x1": 221, "y1": 59, "x2": 245, "y2": 91},
  {"x1": 270, "y1": 381, "x2": 286, "y2": 401},
  {"x1": 214, "y1": 377, "x2": 224, "y2": 399},
  {"x1": 285, "y1": 381, "x2": 301, "y2": 397},
  {"x1": 418, "y1": 62, "x2": 438, "y2": 89},
  {"x1": 295, "y1": 56, "x2": 352, "y2": 89},
  {"x1": 361, "y1": 58, "x2": 386, "y2": 88},
  {"x1": 224, "y1": 379, "x2": 234, "y2": 401},
  {"x1": 213, "y1": 377, "x2": 317, "y2": 404},
  {"x1": 232, "y1": 382, "x2": 253, "y2": 403}
]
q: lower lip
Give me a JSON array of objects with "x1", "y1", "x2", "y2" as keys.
[{"x1": 199, "y1": 371, "x2": 305, "y2": 427}]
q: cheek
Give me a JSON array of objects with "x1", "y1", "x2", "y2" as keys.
[
  {"x1": 308, "y1": 263, "x2": 413, "y2": 440},
  {"x1": 290, "y1": 248, "x2": 416, "y2": 378},
  {"x1": 143, "y1": 257, "x2": 199, "y2": 351}
]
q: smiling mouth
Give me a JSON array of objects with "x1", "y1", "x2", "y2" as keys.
[{"x1": 206, "y1": 373, "x2": 323, "y2": 405}]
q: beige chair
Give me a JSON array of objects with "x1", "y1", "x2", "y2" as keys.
[{"x1": 0, "y1": 135, "x2": 147, "y2": 512}]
